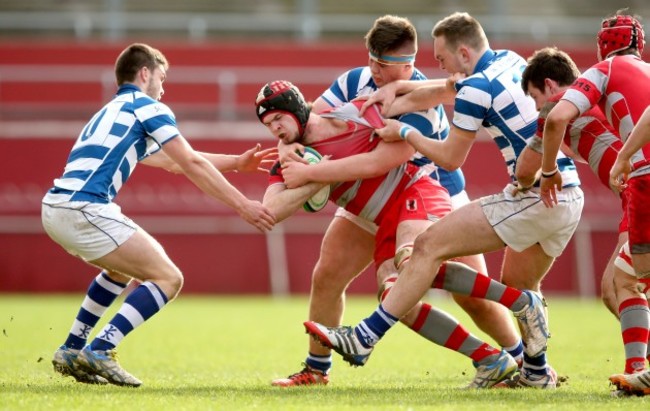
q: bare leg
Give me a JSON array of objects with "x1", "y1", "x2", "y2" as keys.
[
  {"x1": 383, "y1": 201, "x2": 506, "y2": 319},
  {"x1": 91, "y1": 228, "x2": 183, "y2": 300},
  {"x1": 307, "y1": 217, "x2": 374, "y2": 357},
  {"x1": 602, "y1": 232, "x2": 629, "y2": 318}
]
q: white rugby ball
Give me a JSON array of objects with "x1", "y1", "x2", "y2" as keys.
[{"x1": 301, "y1": 147, "x2": 331, "y2": 213}]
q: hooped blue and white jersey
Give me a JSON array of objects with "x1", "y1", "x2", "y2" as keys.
[
  {"x1": 320, "y1": 66, "x2": 465, "y2": 196},
  {"x1": 43, "y1": 84, "x2": 180, "y2": 204},
  {"x1": 454, "y1": 49, "x2": 580, "y2": 187}
]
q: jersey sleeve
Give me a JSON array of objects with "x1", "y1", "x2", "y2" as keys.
[
  {"x1": 562, "y1": 65, "x2": 607, "y2": 115},
  {"x1": 134, "y1": 99, "x2": 180, "y2": 146},
  {"x1": 320, "y1": 67, "x2": 370, "y2": 107},
  {"x1": 452, "y1": 79, "x2": 491, "y2": 132}
]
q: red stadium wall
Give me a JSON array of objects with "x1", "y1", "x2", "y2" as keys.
[{"x1": 0, "y1": 40, "x2": 620, "y2": 295}]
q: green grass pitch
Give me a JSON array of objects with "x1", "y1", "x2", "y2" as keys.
[{"x1": 1, "y1": 294, "x2": 649, "y2": 410}]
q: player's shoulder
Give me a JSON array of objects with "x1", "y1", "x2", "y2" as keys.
[
  {"x1": 410, "y1": 68, "x2": 429, "y2": 81},
  {"x1": 133, "y1": 95, "x2": 175, "y2": 118},
  {"x1": 337, "y1": 66, "x2": 370, "y2": 81}
]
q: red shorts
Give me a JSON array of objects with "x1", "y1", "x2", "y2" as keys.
[
  {"x1": 373, "y1": 177, "x2": 452, "y2": 268},
  {"x1": 623, "y1": 174, "x2": 650, "y2": 253}
]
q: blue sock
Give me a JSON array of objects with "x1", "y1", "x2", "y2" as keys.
[
  {"x1": 523, "y1": 352, "x2": 548, "y2": 375},
  {"x1": 64, "y1": 272, "x2": 127, "y2": 350},
  {"x1": 504, "y1": 340, "x2": 524, "y2": 366},
  {"x1": 90, "y1": 282, "x2": 168, "y2": 352},
  {"x1": 355, "y1": 304, "x2": 398, "y2": 348},
  {"x1": 305, "y1": 352, "x2": 332, "y2": 374}
]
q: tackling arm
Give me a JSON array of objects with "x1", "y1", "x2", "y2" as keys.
[
  {"x1": 158, "y1": 136, "x2": 276, "y2": 232},
  {"x1": 142, "y1": 143, "x2": 276, "y2": 173},
  {"x1": 281, "y1": 140, "x2": 415, "y2": 188},
  {"x1": 262, "y1": 182, "x2": 327, "y2": 222},
  {"x1": 375, "y1": 119, "x2": 475, "y2": 171},
  {"x1": 384, "y1": 81, "x2": 456, "y2": 118}
]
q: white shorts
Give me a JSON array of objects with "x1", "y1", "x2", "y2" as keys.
[
  {"x1": 335, "y1": 190, "x2": 471, "y2": 235},
  {"x1": 480, "y1": 184, "x2": 584, "y2": 258},
  {"x1": 41, "y1": 201, "x2": 138, "y2": 261}
]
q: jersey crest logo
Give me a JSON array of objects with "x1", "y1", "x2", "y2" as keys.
[{"x1": 406, "y1": 198, "x2": 417, "y2": 211}]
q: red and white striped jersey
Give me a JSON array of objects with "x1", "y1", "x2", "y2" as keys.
[
  {"x1": 562, "y1": 55, "x2": 650, "y2": 175},
  {"x1": 536, "y1": 92, "x2": 623, "y2": 188},
  {"x1": 269, "y1": 101, "x2": 430, "y2": 224}
]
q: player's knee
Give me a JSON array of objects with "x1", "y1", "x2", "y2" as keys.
[
  {"x1": 105, "y1": 270, "x2": 131, "y2": 285},
  {"x1": 412, "y1": 227, "x2": 445, "y2": 262},
  {"x1": 312, "y1": 261, "x2": 358, "y2": 294},
  {"x1": 169, "y1": 270, "x2": 184, "y2": 297}
]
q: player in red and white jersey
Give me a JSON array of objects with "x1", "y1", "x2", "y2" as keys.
[
  {"x1": 522, "y1": 48, "x2": 649, "y2": 390},
  {"x1": 542, "y1": 11, "x2": 650, "y2": 200},
  {"x1": 270, "y1": 16, "x2": 518, "y2": 389},
  {"x1": 539, "y1": 11, "x2": 650, "y2": 395},
  {"x1": 259, "y1": 80, "x2": 525, "y2": 388},
  {"x1": 269, "y1": 99, "x2": 437, "y2": 225}
]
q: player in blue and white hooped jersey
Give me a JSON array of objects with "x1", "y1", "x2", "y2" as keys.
[
  {"x1": 272, "y1": 15, "x2": 520, "y2": 388},
  {"x1": 321, "y1": 12, "x2": 585, "y2": 389},
  {"x1": 44, "y1": 43, "x2": 275, "y2": 387}
]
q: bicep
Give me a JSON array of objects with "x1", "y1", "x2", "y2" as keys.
[{"x1": 160, "y1": 136, "x2": 199, "y2": 168}]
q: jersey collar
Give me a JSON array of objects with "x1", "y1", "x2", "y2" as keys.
[
  {"x1": 116, "y1": 83, "x2": 142, "y2": 95},
  {"x1": 473, "y1": 49, "x2": 497, "y2": 75}
]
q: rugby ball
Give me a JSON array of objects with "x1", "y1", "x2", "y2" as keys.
[{"x1": 301, "y1": 147, "x2": 331, "y2": 213}]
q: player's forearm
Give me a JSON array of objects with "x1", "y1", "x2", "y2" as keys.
[
  {"x1": 388, "y1": 79, "x2": 428, "y2": 95},
  {"x1": 404, "y1": 130, "x2": 461, "y2": 170},
  {"x1": 541, "y1": 118, "x2": 567, "y2": 173},
  {"x1": 386, "y1": 83, "x2": 451, "y2": 117},
  {"x1": 181, "y1": 157, "x2": 249, "y2": 210},
  {"x1": 263, "y1": 183, "x2": 325, "y2": 222},
  {"x1": 198, "y1": 152, "x2": 238, "y2": 173},
  {"x1": 305, "y1": 157, "x2": 391, "y2": 182}
]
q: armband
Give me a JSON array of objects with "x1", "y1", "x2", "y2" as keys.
[
  {"x1": 399, "y1": 126, "x2": 413, "y2": 141},
  {"x1": 541, "y1": 165, "x2": 559, "y2": 178}
]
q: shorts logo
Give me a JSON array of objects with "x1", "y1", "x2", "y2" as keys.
[{"x1": 406, "y1": 199, "x2": 417, "y2": 211}]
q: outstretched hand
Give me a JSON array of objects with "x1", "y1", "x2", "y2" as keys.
[
  {"x1": 237, "y1": 199, "x2": 276, "y2": 232},
  {"x1": 237, "y1": 144, "x2": 279, "y2": 173}
]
